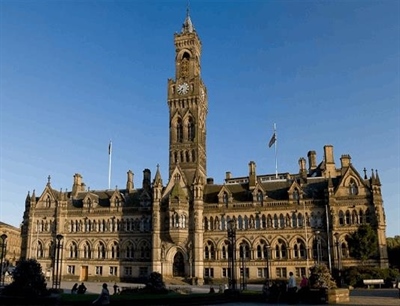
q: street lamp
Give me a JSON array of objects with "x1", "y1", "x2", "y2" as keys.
[
  {"x1": 334, "y1": 232, "x2": 341, "y2": 288},
  {"x1": 315, "y1": 230, "x2": 321, "y2": 264},
  {"x1": 0, "y1": 234, "x2": 7, "y2": 286},
  {"x1": 53, "y1": 234, "x2": 64, "y2": 289},
  {"x1": 240, "y1": 243, "x2": 247, "y2": 291},
  {"x1": 227, "y1": 219, "x2": 237, "y2": 291},
  {"x1": 265, "y1": 244, "x2": 270, "y2": 281}
]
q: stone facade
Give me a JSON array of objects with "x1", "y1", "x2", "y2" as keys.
[
  {"x1": 0, "y1": 221, "x2": 21, "y2": 266},
  {"x1": 20, "y1": 12, "x2": 388, "y2": 284}
]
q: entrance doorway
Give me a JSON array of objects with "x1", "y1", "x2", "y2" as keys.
[
  {"x1": 173, "y1": 252, "x2": 185, "y2": 277},
  {"x1": 80, "y1": 266, "x2": 88, "y2": 281}
]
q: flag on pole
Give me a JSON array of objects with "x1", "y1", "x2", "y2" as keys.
[
  {"x1": 268, "y1": 132, "x2": 276, "y2": 148},
  {"x1": 108, "y1": 141, "x2": 112, "y2": 155}
]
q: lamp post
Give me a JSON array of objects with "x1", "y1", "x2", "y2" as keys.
[
  {"x1": 240, "y1": 243, "x2": 247, "y2": 291},
  {"x1": 227, "y1": 219, "x2": 237, "y2": 291},
  {"x1": 265, "y1": 245, "x2": 270, "y2": 281},
  {"x1": 0, "y1": 234, "x2": 7, "y2": 286},
  {"x1": 53, "y1": 234, "x2": 64, "y2": 289},
  {"x1": 315, "y1": 230, "x2": 321, "y2": 264},
  {"x1": 334, "y1": 232, "x2": 341, "y2": 288}
]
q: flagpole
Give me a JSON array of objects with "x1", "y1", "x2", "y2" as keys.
[
  {"x1": 274, "y1": 123, "x2": 278, "y2": 178},
  {"x1": 108, "y1": 140, "x2": 112, "y2": 189}
]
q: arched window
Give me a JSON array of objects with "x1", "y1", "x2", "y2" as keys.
[
  {"x1": 345, "y1": 211, "x2": 351, "y2": 225},
  {"x1": 349, "y1": 179, "x2": 358, "y2": 195},
  {"x1": 98, "y1": 242, "x2": 106, "y2": 259},
  {"x1": 188, "y1": 117, "x2": 195, "y2": 141},
  {"x1": 292, "y1": 212, "x2": 298, "y2": 227},
  {"x1": 293, "y1": 189, "x2": 300, "y2": 201},
  {"x1": 204, "y1": 241, "x2": 215, "y2": 260},
  {"x1": 111, "y1": 242, "x2": 120, "y2": 259},
  {"x1": 273, "y1": 214, "x2": 279, "y2": 228},
  {"x1": 257, "y1": 191, "x2": 263, "y2": 202},
  {"x1": 139, "y1": 241, "x2": 151, "y2": 259},
  {"x1": 69, "y1": 242, "x2": 78, "y2": 258},
  {"x1": 177, "y1": 118, "x2": 183, "y2": 142},
  {"x1": 239, "y1": 243, "x2": 250, "y2": 259},
  {"x1": 37, "y1": 241, "x2": 44, "y2": 258},
  {"x1": 359, "y1": 209, "x2": 364, "y2": 224},
  {"x1": 223, "y1": 192, "x2": 229, "y2": 205},
  {"x1": 365, "y1": 209, "x2": 371, "y2": 223},
  {"x1": 221, "y1": 242, "x2": 229, "y2": 259},
  {"x1": 83, "y1": 242, "x2": 91, "y2": 259},
  {"x1": 339, "y1": 211, "x2": 345, "y2": 226},
  {"x1": 293, "y1": 239, "x2": 306, "y2": 259},
  {"x1": 275, "y1": 239, "x2": 287, "y2": 259},
  {"x1": 279, "y1": 214, "x2": 285, "y2": 228},
  {"x1": 126, "y1": 242, "x2": 134, "y2": 259}
]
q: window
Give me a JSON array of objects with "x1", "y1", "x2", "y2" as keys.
[
  {"x1": 293, "y1": 239, "x2": 306, "y2": 259},
  {"x1": 109, "y1": 266, "x2": 118, "y2": 276},
  {"x1": 240, "y1": 267, "x2": 249, "y2": 278},
  {"x1": 349, "y1": 179, "x2": 358, "y2": 195},
  {"x1": 37, "y1": 241, "x2": 44, "y2": 258},
  {"x1": 188, "y1": 118, "x2": 195, "y2": 141},
  {"x1": 222, "y1": 245, "x2": 228, "y2": 259},
  {"x1": 177, "y1": 118, "x2": 183, "y2": 142},
  {"x1": 275, "y1": 239, "x2": 287, "y2": 259},
  {"x1": 295, "y1": 267, "x2": 306, "y2": 278},
  {"x1": 139, "y1": 267, "x2": 148, "y2": 277},
  {"x1": 223, "y1": 192, "x2": 228, "y2": 204},
  {"x1": 98, "y1": 242, "x2": 106, "y2": 259},
  {"x1": 95, "y1": 266, "x2": 103, "y2": 275},
  {"x1": 124, "y1": 267, "x2": 132, "y2": 276},
  {"x1": 83, "y1": 242, "x2": 91, "y2": 259},
  {"x1": 204, "y1": 268, "x2": 214, "y2": 278},
  {"x1": 257, "y1": 268, "x2": 268, "y2": 278},
  {"x1": 276, "y1": 267, "x2": 287, "y2": 278},
  {"x1": 67, "y1": 265, "x2": 75, "y2": 275},
  {"x1": 69, "y1": 242, "x2": 78, "y2": 258},
  {"x1": 111, "y1": 242, "x2": 120, "y2": 259},
  {"x1": 257, "y1": 191, "x2": 263, "y2": 202},
  {"x1": 222, "y1": 268, "x2": 229, "y2": 278}
]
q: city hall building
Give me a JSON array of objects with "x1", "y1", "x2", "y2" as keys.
[{"x1": 20, "y1": 12, "x2": 388, "y2": 285}]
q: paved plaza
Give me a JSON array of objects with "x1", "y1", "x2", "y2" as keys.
[{"x1": 60, "y1": 281, "x2": 399, "y2": 305}]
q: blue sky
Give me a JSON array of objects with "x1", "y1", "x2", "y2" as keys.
[{"x1": 0, "y1": 0, "x2": 399, "y2": 237}]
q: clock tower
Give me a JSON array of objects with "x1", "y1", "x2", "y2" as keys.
[{"x1": 167, "y1": 10, "x2": 207, "y2": 184}]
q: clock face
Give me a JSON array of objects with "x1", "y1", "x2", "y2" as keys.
[{"x1": 177, "y1": 82, "x2": 189, "y2": 95}]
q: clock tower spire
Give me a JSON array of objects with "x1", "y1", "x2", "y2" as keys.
[{"x1": 167, "y1": 11, "x2": 207, "y2": 184}]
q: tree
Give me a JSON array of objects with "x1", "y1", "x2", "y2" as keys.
[
  {"x1": 2, "y1": 259, "x2": 48, "y2": 297},
  {"x1": 348, "y1": 224, "x2": 378, "y2": 263},
  {"x1": 387, "y1": 236, "x2": 400, "y2": 269},
  {"x1": 309, "y1": 264, "x2": 337, "y2": 289}
]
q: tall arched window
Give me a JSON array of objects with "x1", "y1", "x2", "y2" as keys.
[
  {"x1": 339, "y1": 211, "x2": 345, "y2": 226},
  {"x1": 98, "y1": 242, "x2": 106, "y2": 259},
  {"x1": 177, "y1": 118, "x2": 183, "y2": 142},
  {"x1": 111, "y1": 242, "x2": 120, "y2": 259},
  {"x1": 83, "y1": 242, "x2": 91, "y2": 259},
  {"x1": 188, "y1": 117, "x2": 195, "y2": 141},
  {"x1": 37, "y1": 241, "x2": 44, "y2": 258},
  {"x1": 126, "y1": 242, "x2": 134, "y2": 259},
  {"x1": 69, "y1": 242, "x2": 78, "y2": 258},
  {"x1": 275, "y1": 239, "x2": 287, "y2": 259}
]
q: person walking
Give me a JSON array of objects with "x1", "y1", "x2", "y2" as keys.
[
  {"x1": 287, "y1": 272, "x2": 297, "y2": 304},
  {"x1": 93, "y1": 283, "x2": 110, "y2": 305},
  {"x1": 77, "y1": 282, "x2": 87, "y2": 294},
  {"x1": 299, "y1": 275, "x2": 309, "y2": 302},
  {"x1": 71, "y1": 283, "x2": 78, "y2": 294}
]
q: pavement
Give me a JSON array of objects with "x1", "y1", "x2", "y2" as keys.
[{"x1": 59, "y1": 281, "x2": 400, "y2": 305}]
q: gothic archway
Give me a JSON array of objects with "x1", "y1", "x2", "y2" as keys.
[{"x1": 173, "y1": 251, "x2": 185, "y2": 277}]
